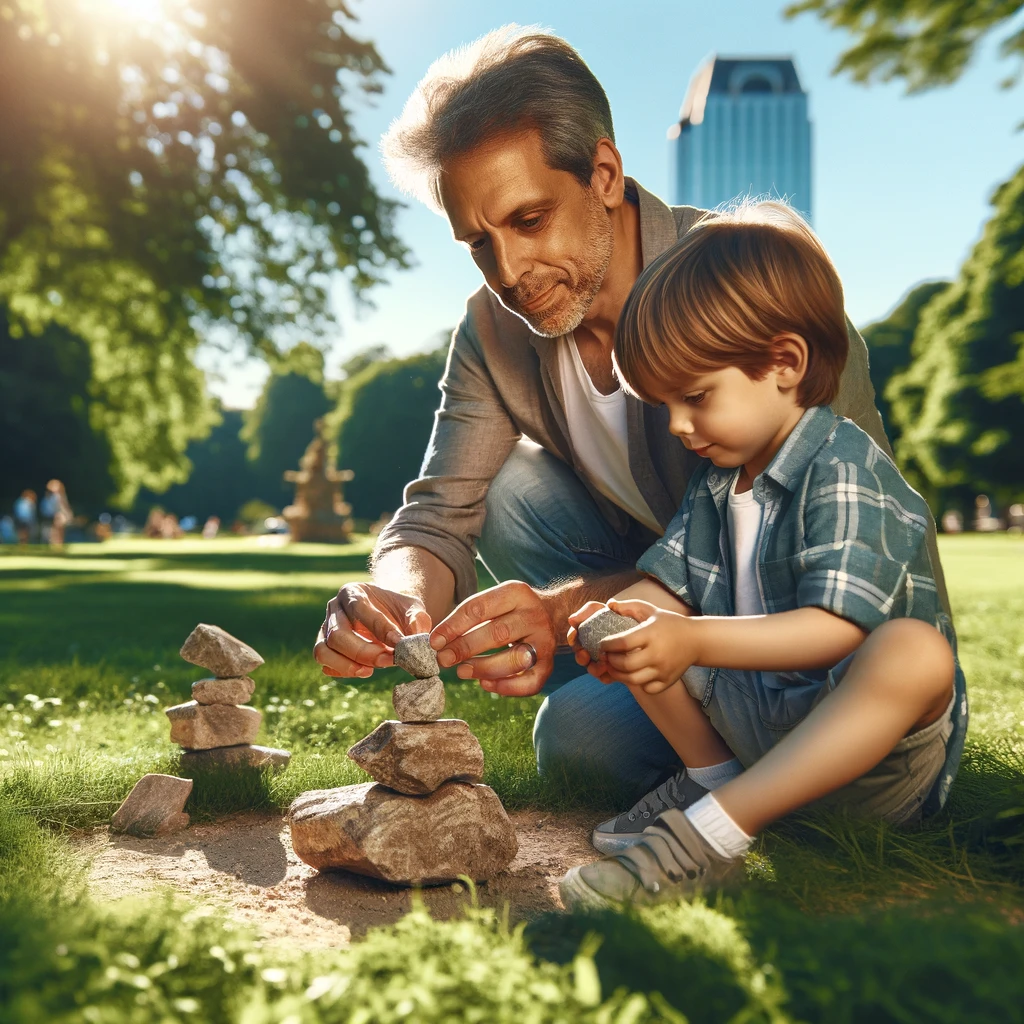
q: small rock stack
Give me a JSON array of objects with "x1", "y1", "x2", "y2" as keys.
[
  {"x1": 165, "y1": 624, "x2": 291, "y2": 770},
  {"x1": 287, "y1": 634, "x2": 518, "y2": 886}
]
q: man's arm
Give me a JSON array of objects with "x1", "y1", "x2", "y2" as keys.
[{"x1": 372, "y1": 545, "x2": 456, "y2": 628}]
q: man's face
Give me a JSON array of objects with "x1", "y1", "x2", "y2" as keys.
[{"x1": 438, "y1": 130, "x2": 614, "y2": 337}]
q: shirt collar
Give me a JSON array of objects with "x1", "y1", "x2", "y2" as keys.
[
  {"x1": 762, "y1": 406, "x2": 840, "y2": 492},
  {"x1": 630, "y1": 178, "x2": 680, "y2": 270}
]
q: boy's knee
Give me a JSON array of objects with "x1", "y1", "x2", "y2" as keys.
[{"x1": 871, "y1": 618, "x2": 955, "y2": 702}]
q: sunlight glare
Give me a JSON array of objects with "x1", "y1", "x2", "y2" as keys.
[{"x1": 88, "y1": 0, "x2": 172, "y2": 26}]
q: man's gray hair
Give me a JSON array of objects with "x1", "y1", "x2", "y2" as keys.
[{"x1": 381, "y1": 24, "x2": 615, "y2": 212}]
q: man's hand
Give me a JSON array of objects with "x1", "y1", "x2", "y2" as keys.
[
  {"x1": 588, "y1": 597, "x2": 699, "y2": 694},
  {"x1": 314, "y1": 582, "x2": 432, "y2": 679},
  {"x1": 429, "y1": 580, "x2": 556, "y2": 697}
]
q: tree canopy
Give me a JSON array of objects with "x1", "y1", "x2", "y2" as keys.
[
  {"x1": 861, "y1": 280, "x2": 950, "y2": 442},
  {"x1": 0, "y1": 0, "x2": 406, "y2": 504},
  {"x1": 334, "y1": 344, "x2": 449, "y2": 521},
  {"x1": 242, "y1": 342, "x2": 332, "y2": 507},
  {"x1": 887, "y1": 166, "x2": 1024, "y2": 505},
  {"x1": 786, "y1": 1, "x2": 1024, "y2": 93},
  {"x1": 0, "y1": 310, "x2": 113, "y2": 511}
]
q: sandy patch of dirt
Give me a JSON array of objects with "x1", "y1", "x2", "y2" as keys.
[{"x1": 73, "y1": 809, "x2": 601, "y2": 949}]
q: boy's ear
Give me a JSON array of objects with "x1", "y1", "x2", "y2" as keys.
[{"x1": 770, "y1": 333, "x2": 809, "y2": 392}]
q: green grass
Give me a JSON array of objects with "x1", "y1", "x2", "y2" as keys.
[{"x1": 1, "y1": 533, "x2": 1023, "y2": 1021}]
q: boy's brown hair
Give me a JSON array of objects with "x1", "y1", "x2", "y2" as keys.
[{"x1": 614, "y1": 201, "x2": 848, "y2": 407}]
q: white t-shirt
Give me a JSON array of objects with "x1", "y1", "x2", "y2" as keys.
[
  {"x1": 727, "y1": 477, "x2": 777, "y2": 686},
  {"x1": 556, "y1": 336, "x2": 661, "y2": 534}
]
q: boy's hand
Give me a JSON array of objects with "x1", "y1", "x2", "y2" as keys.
[{"x1": 598, "y1": 598, "x2": 700, "y2": 694}]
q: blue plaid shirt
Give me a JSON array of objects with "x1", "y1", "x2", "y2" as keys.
[{"x1": 637, "y1": 406, "x2": 967, "y2": 813}]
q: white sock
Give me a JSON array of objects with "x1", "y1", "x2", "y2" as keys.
[
  {"x1": 686, "y1": 758, "x2": 743, "y2": 791},
  {"x1": 683, "y1": 793, "x2": 753, "y2": 859}
]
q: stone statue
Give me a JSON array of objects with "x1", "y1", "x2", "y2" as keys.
[{"x1": 283, "y1": 420, "x2": 354, "y2": 543}]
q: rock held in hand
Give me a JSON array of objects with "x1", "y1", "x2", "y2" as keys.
[
  {"x1": 287, "y1": 781, "x2": 518, "y2": 884},
  {"x1": 576, "y1": 608, "x2": 639, "y2": 662},
  {"x1": 180, "y1": 623, "x2": 264, "y2": 678},
  {"x1": 111, "y1": 774, "x2": 192, "y2": 837},
  {"x1": 391, "y1": 676, "x2": 445, "y2": 722},
  {"x1": 347, "y1": 720, "x2": 483, "y2": 795},
  {"x1": 393, "y1": 633, "x2": 439, "y2": 678},
  {"x1": 166, "y1": 701, "x2": 262, "y2": 750},
  {"x1": 191, "y1": 676, "x2": 255, "y2": 706},
  {"x1": 180, "y1": 744, "x2": 290, "y2": 772}
]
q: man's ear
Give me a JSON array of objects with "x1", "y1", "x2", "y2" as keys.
[
  {"x1": 771, "y1": 333, "x2": 809, "y2": 393},
  {"x1": 590, "y1": 137, "x2": 625, "y2": 210}
]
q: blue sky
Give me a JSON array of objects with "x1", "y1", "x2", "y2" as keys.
[{"x1": 202, "y1": 0, "x2": 1024, "y2": 407}]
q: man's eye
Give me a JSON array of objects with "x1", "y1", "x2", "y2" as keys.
[{"x1": 521, "y1": 215, "x2": 543, "y2": 230}]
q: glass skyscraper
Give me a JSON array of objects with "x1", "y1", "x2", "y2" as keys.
[{"x1": 668, "y1": 56, "x2": 812, "y2": 222}]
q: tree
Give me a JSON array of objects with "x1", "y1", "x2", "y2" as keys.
[
  {"x1": 334, "y1": 345, "x2": 449, "y2": 520},
  {"x1": 242, "y1": 342, "x2": 332, "y2": 506},
  {"x1": 0, "y1": 310, "x2": 113, "y2": 512},
  {"x1": 0, "y1": 0, "x2": 406, "y2": 504},
  {"x1": 786, "y1": 1, "x2": 1024, "y2": 94},
  {"x1": 131, "y1": 406, "x2": 258, "y2": 523},
  {"x1": 861, "y1": 280, "x2": 950, "y2": 442},
  {"x1": 887, "y1": 166, "x2": 1024, "y2": 505}
]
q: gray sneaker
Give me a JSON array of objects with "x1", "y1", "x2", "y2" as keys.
[
  {"x1": 561, "y1": 809, "x2": 744, "y2": 910},
  {"x1": 592, "y1": 770, "x2": 708, "y2": 853}
]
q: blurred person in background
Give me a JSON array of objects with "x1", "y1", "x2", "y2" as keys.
[
  {"x1": 40, "y1": 479, "x2": 73, "y2": 547},
  {"x1": 13, "y1": 489, "x2": 37, "y2": 544}
]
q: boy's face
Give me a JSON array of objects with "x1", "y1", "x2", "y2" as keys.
[{"x1": 653, "y1": 364, "x2": 805, "y2": 481}]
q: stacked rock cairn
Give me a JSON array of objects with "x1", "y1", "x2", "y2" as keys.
[
  {"x1": 109, "y1": 624, "x2": 289, "y2": 838},
  {"x1": 287, "y1": 634, "x2": 518, "y2": 886},
  {"x1": 166, "y1": 624, "x2": 291, "y2": 771}
]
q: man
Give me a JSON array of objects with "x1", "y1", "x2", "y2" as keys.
[{"x1": 314, "y1": 25, "x2": 949, "y2": 802}]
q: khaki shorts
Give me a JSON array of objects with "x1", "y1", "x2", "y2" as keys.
[{"x1": 687, "y1": 660, "x2": 956, "y2": 826}]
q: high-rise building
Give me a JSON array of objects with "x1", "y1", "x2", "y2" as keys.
[{"x1": 668, "y1": 55, "x2": 812, "y2": 222}]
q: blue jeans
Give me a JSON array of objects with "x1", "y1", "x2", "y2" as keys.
[{"x1": 476, "y1": 441, "x2": 680, "y2": 800}]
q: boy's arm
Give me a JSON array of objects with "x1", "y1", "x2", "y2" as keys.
[{"x1": 598, "y1": 603, "x2": 866, "y2": 693}]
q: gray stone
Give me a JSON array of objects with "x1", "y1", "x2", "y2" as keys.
[
  {"x1": 393, "y1": 633, "x2": 439, "y2": 678},
  {"x1": 111, "y1": 773, "x2": 192, "y2": 837},
  {"x1": 180, "y1": 623, "x2": 264, "y2": 678},
  {"x1": 287, "y1": 781, "x2": 518, "y2": 885},
  {"x1": 191, "y1": 676, "x2": 255, "y2": 705},
  {"x1": 576, "y1": 608, "x2": 639, "y2": 662},
  {"x1": 165, "y1": 701, "x2": 262, "y2": 750},
  {"x1": 347, "y1": 720, "x2": 483, "y2": 795},
  {"x1": 180, "y1": 744, "x2": 291, "y2": 771},
  {"x1": 391, "y1": 676, "x2": 445, "y2": 722}
]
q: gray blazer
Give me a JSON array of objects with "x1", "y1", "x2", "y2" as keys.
[{"x1": 374, "y1": 179, "x2": 949, "y2": 613}]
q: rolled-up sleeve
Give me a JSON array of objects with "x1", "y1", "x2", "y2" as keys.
[
  {"x1": 636, "y1": 504, "x2": 694, "y2": 604},
  {"x1": 794, "y1": 458, "x2": 930, "y2": 633},
  {"x1": 373, "y1": 309, "x2": 520, "y2": 604}
]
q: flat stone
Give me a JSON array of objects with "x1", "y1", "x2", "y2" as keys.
[
  {"x1": 111, "y1": 773, "x2": 192, "y2": 837},
  {"x1": 191, "y1": 676, "x2": 255, "y2": 705},
  {"x1": 347, "y1": 720, "x2": 483, "y2": 795},
  {"x1": 180, "y1": 744, "x2": 291, "y2": 771},
  {"x1": 165, "y1": 701, "x2": 262, "y2": 750},
  {"x1": 392, "y1": 676, "x2": 445, "y2": 722},
  {"x1": 287, "y1": 781, "x2": 518, "y2": 885},
  {"x1": 180, "y1": 623, "x2": 264, "y2": 678},
  {"x1": 576, "y1": 608, "x2": 639, "y2": 662},
  {"x1": 393, "y1": 633, "x2": 439, "y2": 678}
]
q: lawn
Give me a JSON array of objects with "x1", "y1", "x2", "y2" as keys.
[{"x1": 1, "y1": 534, "x2": 1023, "y2": 1023}]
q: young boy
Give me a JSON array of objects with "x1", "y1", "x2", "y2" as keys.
[{"x1": 559, "y1": 202, "x2": 967, "y2": 909}]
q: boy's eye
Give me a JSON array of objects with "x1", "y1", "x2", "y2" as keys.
[{"x1": 684, "y1": 391, "x2": 706, "y2": 405}]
